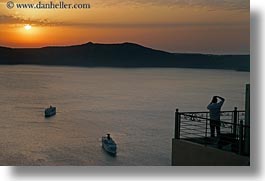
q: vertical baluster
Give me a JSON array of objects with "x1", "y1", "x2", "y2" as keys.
[
  {"x1": 239, "y1": 120, "x2": 244, "y2": 155},
  {"x1": 205, "y1": 113, "x2": 208, "y2": 138},
  {"x1": 233, "y1": 107, "x2": 238, "y2": 138}
]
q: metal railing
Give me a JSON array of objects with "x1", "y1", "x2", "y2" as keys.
[{"x1": 174, "y1": 107, "x2": 249, "y2": 156}]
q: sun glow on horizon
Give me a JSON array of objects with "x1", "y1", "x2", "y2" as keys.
[{"x1": 24, "y1": 24, "x2": 32, "y2": 31}]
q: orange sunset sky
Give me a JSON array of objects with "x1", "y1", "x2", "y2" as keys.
[{"x1": 0, "y1": 0, "x2": 249, "y2": 54}]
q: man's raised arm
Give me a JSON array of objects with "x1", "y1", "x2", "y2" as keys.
[{"x1": 217, "y1": 96, "x2": 225, "y2": 102}]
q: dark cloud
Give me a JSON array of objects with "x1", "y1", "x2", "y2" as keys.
[
  {"x1": 0, "y1": 14, "x2": 248, "y2": 28},
  {"x1": 0, "y1": 15, "x2": 58, "y2": 25},
  {"x1": 92, "y1": 0, "x2": 249, "y2": 11},
  {"x1": 63, "y1": 22, "x2": 249, "y2": 28},
  {"x1": 174, "y1": 0, "x2": 250, "y2": 11}
]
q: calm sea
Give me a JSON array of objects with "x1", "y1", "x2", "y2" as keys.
[{"x1": 0, "y1": 66, "x2": 249, "y2": 165}]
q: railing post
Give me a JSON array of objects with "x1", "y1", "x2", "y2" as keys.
[
  {"x1": 233, "y1": 107, "x2": 238, "y2": 138},
  {"x1": 175, "y1": 109, "x2": 180, "y2": 139},
  {"x1": 239, "y1": 120, "x2": 244, "y2": 155}
]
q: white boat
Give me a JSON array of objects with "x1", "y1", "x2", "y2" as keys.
[
  {"x1": 102, "y1": 134, "x2": 117, "y2": 156},
  {"x1": 45, "y1": 106, "x2": 56, "y2": 117}
]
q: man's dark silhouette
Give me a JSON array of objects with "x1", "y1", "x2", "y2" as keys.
[{"x1": 207, "y1": 96, "x2": 225, "y2": 138}]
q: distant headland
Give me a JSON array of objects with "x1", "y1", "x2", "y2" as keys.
[{"x1": 0, "y1": 42, "x2": 250, "y2": 71}]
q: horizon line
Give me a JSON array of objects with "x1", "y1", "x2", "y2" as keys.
[{"x1": 0, "y1": 42, "x2": 250, "y2": 56}]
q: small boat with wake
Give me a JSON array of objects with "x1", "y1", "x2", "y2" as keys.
[
  {"x1": 45, "y1": 106, "x2": 56, "y2": 117},
  {"x1": 102, "y1": 134, "x2": 117, "y2": 156}
]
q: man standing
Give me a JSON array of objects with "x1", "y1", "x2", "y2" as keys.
[{"x1": 207, "y1": 96, "x2": 225, "y2": 138}]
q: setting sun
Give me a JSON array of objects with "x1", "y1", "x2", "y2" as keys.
[{"x1": 24, "y1": 24, "x2": 32, "y2": 31}]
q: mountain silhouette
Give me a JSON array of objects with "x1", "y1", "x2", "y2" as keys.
[{"x1": 0, "y1": 42, "x2": 250, "y2": 71}]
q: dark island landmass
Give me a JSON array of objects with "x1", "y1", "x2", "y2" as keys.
[{"x1": 0, "y1": 42, "x2": 250, "y2": 71}]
